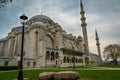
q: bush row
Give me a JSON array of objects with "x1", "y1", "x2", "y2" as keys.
[{"x1": 0, "y1": 66, "x2": 19, "y2": 71}]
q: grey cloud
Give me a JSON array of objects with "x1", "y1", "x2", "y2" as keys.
[{"x1": 0, "y1": 0, "x2": 120, "y2": 54}]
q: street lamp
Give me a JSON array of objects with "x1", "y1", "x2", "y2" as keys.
[{"x1": 18, "y1": 14, "x2": 28, "y2": 80}]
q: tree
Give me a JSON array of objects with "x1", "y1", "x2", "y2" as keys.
[
  {"x1": 0, "y1": 0, "x2": 13, "y2": 8},
  {"x1": 103, "y1": 44, "x2": 120, "y2": 65}
]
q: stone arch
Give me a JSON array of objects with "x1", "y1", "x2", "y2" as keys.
[
  {"x1": 46, "y1": 51, "x2": 50, "y2": 60},
  {"x1": 51, "y1": 52, "x2": 55, "y2": 60},
  {"x1": 85, "y1": 57, "x2": 89, "y2": 64},
  {"x1": 55, "y1": 52, "x2": 59, "y2": 59},
  {"x1": 69, "y1": 57, "x2": 72, "y2": 63},
  {"x1": 75, "y1": 58, "x2": 78, "y2": 63},
  {"x1": 63, "y1": 56, "x2": 66, "y2": 63},
  {"x1": 67, "y1": 57, "x2": 70, "y2": 63},
  {"x1": 71, "y1": 57, "x2": 74, "y2": 63}
]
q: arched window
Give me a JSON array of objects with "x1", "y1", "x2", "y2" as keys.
[
  {"x1": 55, "y1": 52, "x2": 59, "y2": 59},
  {"x1": 33, "y1": 62, "x2": 36, "y2": 67},
  {"x1": 27, "y1": 61, "x2": 30, "y2": 67},
  {"x1": 51, "y1": 52, "x2": 55, "y2": 60},
  {"x1": 85, "y1": 57, "x2": 89, "y2": 64},
  {"x1": 67, "y1": 57, "x2": 70, "y2": 63},
  {"x1": 71, "y1": 57, "x2": 76, "y2": 63},
  {"x1": 46, "y1": 51, "x2": 50, "y2": 60},
  {"x1": 63, "y1": 56, "x2": 66, "y2": 63},
  {"x1": 45, "y1": 35, "x2": 54, "y2": 48}
]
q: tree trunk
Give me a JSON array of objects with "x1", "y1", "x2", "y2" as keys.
[{"x1": 114, "y1": 59, "x2": 118, "y2": 65}]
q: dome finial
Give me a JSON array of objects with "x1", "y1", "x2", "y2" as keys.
[{"x1": 41, "y1": 12, "x2": 43, "y2": 15}]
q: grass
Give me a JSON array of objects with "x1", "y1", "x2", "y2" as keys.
[
  {"x1": 0, "y1": 67, "x2": 120, "y2": 80},
  {"x1": 77, "y1": 70, "x2": 120, "y2": 80}
]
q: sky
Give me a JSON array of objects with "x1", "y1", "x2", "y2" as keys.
[{"x1": 0, "y1": 0, "x2": 120, "y2": 58}]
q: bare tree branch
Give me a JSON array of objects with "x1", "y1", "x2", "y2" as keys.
[
  {"x1": 0, "y1": 0, "x2": 13, "y2": 8},
  {"x1": 103, "y1": 44, "x2": 120, "y2": 65}
]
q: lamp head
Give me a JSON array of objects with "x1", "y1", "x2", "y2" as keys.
[{"x1": 20, "y1": 14, "x2": 28, "y2": 20}]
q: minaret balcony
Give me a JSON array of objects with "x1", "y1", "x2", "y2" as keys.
[
  {"x1": 80, "y1": 11, "x2": 85, "y2": 14},
  {"x1": 96, "y1": 37, "x2": 99, "y2": 40},
  {"x1": 81, "y1": 17, "x2": 86, "y2": 20},
  {"x1": 81, "y1": 23, "x2": 87, "y2": 26},
  {"x1": 96, "y1": 43, "x2": 100, "y2": 45}
]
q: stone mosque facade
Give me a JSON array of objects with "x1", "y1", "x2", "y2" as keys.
[{"x1": 0, "y1": 1, "x2": 102, "y2": 68}]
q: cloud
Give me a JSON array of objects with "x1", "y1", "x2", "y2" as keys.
[{"x1": 0, "y1": 0, "x2": 120, "y2": 57}]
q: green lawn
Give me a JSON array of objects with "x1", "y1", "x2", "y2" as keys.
[{"x1": 0, "y1": 67, "x2": 120, "y2": 80}]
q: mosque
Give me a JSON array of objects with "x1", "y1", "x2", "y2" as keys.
[{"x1": 0, "y1": 1, "x2": 102, "y2": 68}]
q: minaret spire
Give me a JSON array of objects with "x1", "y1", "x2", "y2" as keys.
[
  {"x1": 95, "y1": 29, "x2": 98, "y2": 39},
  {"x1": 95, "y1": 29, "x2": 102, "y2": 60},
  {"x1": 80, "y1": 0, "x2": 89, "y2": 54},
  {"x1": 80, "y1": 0, "x2": 83, "y2": 11}
]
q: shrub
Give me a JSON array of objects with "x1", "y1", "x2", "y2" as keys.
[{"x1": 0, "y1": 66, "x2": 19, "y2": 71}]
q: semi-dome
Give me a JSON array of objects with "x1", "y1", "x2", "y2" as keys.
[
  {"x1": 11, "y1": 26, "x2": 28, "y2": 33},
  {"x1": 26, "y1": 15, "x2": 55, "y2": 26},
  {"x1": 31, "y1": 22, "x2": 46, "y2": 28},
  {"x1": 77, "y1": 36, "x2": 83, "y2": 41},
  {"x1": 0, "y1": 38, "x2": 7, "y2": 42}
]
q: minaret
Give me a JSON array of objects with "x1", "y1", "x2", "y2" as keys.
[
  {"x1": 80, "y1": 0, "x2": 89, "y2": 54},
  {"x1": 95, "y1": 29, "x2": 102, "y2": 60}
]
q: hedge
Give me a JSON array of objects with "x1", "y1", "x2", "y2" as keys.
[{"x1": 0, "y1": 66, "x2": 19, "y2": 71}]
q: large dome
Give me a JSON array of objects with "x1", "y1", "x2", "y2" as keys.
[
  {"x1": 30, "y1": 15, "x2": 52, "y2": 21},
  {"x1": 26, "y1": 15, "x2": 55, "y2": 26}
]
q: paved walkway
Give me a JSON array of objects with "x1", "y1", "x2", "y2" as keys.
[
  {"x1": 92, "y1": 67, "x2": 120, "y2": 70},
  {"x1": 0, "y1": 67, "x2": 120, "y2": 73}
]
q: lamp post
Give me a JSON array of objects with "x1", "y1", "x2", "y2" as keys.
[{"x1": 18, "y1": 14, "x2": 28, "y2": 80}]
